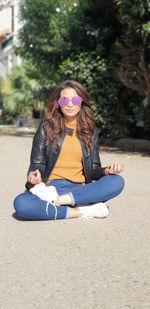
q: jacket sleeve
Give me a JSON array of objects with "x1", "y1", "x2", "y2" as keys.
[
  {"x1": 91, "y1": 127, "x2": 105, "y2": 180},
  {"x1": 28, "y1": 123, "x2": 47, "y2": 176}
]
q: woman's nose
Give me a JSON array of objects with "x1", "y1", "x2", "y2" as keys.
[{"x1": 67, "y1": 98, "x2": 73, "y2": 106}]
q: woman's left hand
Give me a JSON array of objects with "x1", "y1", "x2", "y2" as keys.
[{"x1": 105, "y1": 163, "x2": 123, "y2": 175}]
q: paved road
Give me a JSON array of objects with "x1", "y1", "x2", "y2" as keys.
[{"x1": 1, "y1": 135, "x2": 150, "y2": 309}]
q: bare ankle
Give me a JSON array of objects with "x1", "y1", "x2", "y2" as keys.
[{"x1": 54, "y1": 194, "x2": 72, "y2": 205}]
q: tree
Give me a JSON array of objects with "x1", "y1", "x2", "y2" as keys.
[
  {"x1": 16, "y1": 0, "x2": 150, "y2": 138},
  {"x1": 17, "y1": 0, "x2": 77, "y2": 84},
  {"x1": 1, "y1": 64, "x2": 41, "y2": 123},
  {"x1": 112, "y1": 0, "x2": 150, "y2": 102}
]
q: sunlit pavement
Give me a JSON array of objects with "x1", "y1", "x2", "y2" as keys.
[{"x1": 1, "y1": 135, "x2": 150, "y2": 309}]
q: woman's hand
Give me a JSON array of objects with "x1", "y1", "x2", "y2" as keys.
[
  {"x1": 105, "y1": 163, "x2": 123, "y2": 175},
  {"x1": 27, "y1": 170, "x2": 42, "y2": 185}
]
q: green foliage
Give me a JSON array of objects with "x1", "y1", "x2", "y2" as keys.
[
  {"x1": 0, "y1": 76, "x2": 3, "y2": 91},
  {"x1": 1, "y1": 64, "x2": 43, "y2": 123},
  {"x1": 59, "y1": 52, "x2": 129, "y2": 139},
  {"x1": 17, "y1": 0, "x2": 75, "y2": 79},
  {"x1": 3, "y1": 66, "x2": 32, "y2": 115},
  {"x1": 13, "y1": 0, "x2": 150, "y2": 139}
]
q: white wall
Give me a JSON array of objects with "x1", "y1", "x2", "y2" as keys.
[
  {"x1": 0, "y1": 7, "x2": 12, "y2": 35},
  {"x1": 0, "y1": 0, "x2": 22, "y2": 77}
]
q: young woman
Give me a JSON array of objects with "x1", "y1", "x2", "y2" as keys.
[{"x1": 14, "y1": 80, "x2": 124, "y2": 220}]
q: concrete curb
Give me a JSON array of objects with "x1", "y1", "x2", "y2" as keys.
[
  {"x1": 0, "y1": 126, "x2": 150, "y2": 152},
  {"x1": 104, "y1": 138, "x2": 150, "y2": 153}
]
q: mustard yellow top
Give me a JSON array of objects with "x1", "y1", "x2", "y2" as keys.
[{"x1": 48, "y1": 119, "x2": 85, "y2": 183}]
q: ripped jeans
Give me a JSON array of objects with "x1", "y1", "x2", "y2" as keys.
[{"x1": 13, "y1": 175, "x2": 125, "y2": 220}]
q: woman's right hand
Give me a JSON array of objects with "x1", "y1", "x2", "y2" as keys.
[{"x1": 27, "y1": 170, "x2": 42, "y2": 185}]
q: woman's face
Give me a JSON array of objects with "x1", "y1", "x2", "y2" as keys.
[{"x1": 58, "y1": 87, "x2": 82, "y2": 121}]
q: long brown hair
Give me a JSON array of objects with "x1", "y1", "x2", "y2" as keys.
[{"x1": 43, "y1": 80, "x2": 96, "y2": 150}]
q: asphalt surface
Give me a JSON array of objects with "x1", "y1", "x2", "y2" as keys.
[{"x1": 1, "y1": 135, "x2": 150, "y2": 309}]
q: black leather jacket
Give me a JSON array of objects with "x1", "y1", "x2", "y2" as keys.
[{"x1": 26, "y1": 123, "x2": 105, "y2": 190}]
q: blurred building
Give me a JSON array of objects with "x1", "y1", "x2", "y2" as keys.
[{"x1": 0, "y1": 0, "x2": 22, "y2": 77}]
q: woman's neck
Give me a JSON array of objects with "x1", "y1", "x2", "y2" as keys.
[
  {"x1": 64, "y1": 118, "x2": 77, "y2": 129},
  {"x1": 63, "y1": 115, "x2": 77, "y2": 123}
]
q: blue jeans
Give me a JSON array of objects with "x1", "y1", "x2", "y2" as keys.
[{"x1": 13, "y1": 175, "x2": 124, "y2": 220}]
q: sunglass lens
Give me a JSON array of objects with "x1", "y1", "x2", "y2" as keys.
[
  {"x1": 58, "y1": 97, "x2": 69, "y2": 106},
  {"x1": 72, "y1": 96, "x2": 82, "y2": 105}
]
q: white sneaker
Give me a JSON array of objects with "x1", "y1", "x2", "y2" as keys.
[
  {"x1": 79, "y1": 202, "x2": 109, "y2": 219},
  {"x1": 30, "y1": 182, "x2": 58, "y2": 203}
]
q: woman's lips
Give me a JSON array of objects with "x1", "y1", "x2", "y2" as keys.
[{"x1": 65, "y1": 109, "x2": 75, "y2": 113}]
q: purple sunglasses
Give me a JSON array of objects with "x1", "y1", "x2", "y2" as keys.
[{"x1": 58, "y1": 96, "x2": 82, "y2": 107}]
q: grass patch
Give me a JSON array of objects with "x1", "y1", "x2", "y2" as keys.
[{"x1": 0, "y1": 126, "x2": 36, "y2": 136}]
